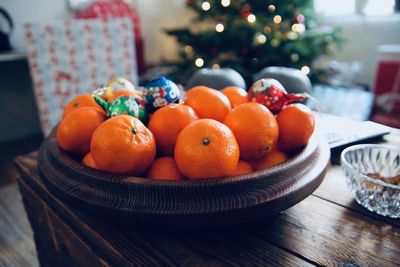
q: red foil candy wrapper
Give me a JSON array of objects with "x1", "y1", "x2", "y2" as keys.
[{"x1": 249, "y1": 78, "x2": 306, "y2": 114}]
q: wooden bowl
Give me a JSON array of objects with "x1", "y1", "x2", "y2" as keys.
[{"x1": 38, "y1": 130, "x2": 330, "y2": 231}]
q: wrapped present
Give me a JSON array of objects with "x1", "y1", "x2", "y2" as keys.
[
  {"x1": 25, "y1": 18, "x2": 138, "y2": 135},
  {"x1": 75, "y1": 0, "x2": 145, "y2": 74}
]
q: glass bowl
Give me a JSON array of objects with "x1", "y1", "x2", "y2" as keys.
[{"x1": 341, "y1": 144, "x2": 400, "y2": 218}]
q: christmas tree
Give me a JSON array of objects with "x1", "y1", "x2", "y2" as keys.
[{"x1": 165, "y1": 0, "x2": 343, "y2": 86}]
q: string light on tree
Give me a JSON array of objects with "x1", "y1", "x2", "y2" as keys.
[
  {"x1": 247, "y1": 14, "x2": 256, "y2": 23},
  {"x1": 195, "y1": 58, "x2": 204, "y2": 67},
  {"x1": 263, "y1": 26, "x2": 272, "y2": 34},
  {"x1": 184, "y1": 45, "x2": 193, "y2": 54},
  {"x1": 273, "y1": 15, "x2": 282, "y2": 24},
  {"x1": 254, "y1": 33, "x2": 267, "y2": 45},
  {"x1": 286, "y1": 31, "x2": 298, "y2": 40},
  {"x1": 301, "y1": 66, "x2": 310, "y2": 75},
  {"x1": 292, "y1": 23, "x2": 305, "y2": 33},
  {"x1": 221, "y1": 0, "x2": 230, "y2": 7},
  {"x1": 270, "y1": 39, "x2": 279, "y2": 47},
  {"x1": 267, "y1": 5, "x2": 276, "y2": 13},
  {"x1": 294, "y1": 14, "x2": 305, "y2": 24},
  {"x1": 201, "y1": 1, "x2": 210, "y2": 11},
  {"x1": 290, "y1": 53, "x2": 299, "y2": 62},
  {"x1": 215, "y1": 23, "x2": 225, "y2": 32}
]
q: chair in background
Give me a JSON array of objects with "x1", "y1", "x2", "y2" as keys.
[
  {"x1": 370, "y1": 59, "x2": 400, "y2": 128},
  {"x1": 24, "y1": 18, "x2": 138, "y2": 135}
]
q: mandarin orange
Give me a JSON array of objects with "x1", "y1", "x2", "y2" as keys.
[
  {"x1": 185, "y1": 86, "x2": 231, "y2": 122},
  {"x1": 57, "y1": 107, "x2": 106, "y2": 155},
  {"x1": 276, "y1": 104, "x2": 315, "y2": 153},
  {"x1": 223, "y1": 103, "x2": 279, "y2": 161},
  {"x1": 82, "y1": 152, "x2": 98, "y2": 169},
  {"x1": 230, "y1": 160, "x2": 253, "y2": 176},
  {"x1": 221, "y1": 86, "x2": 248, "y2": 108},
  {"x1": 90, "y1": 115, "x2": 156, "y2": 175},
  {"x1": 63, "y1": 94, "x2": 102, "y2": 118},
  {"x1": 174, "y1": 119, "x2": 239, "y2": 179},
  {"x1": 251, "y1": 149, "x2": 289, "y2": 171},
  {"x1": 147, "y1": 104, "x2": 198, "y2": 156},
  {"x1": 146, "y1": 157, "x2": 185, "y2": 180}
]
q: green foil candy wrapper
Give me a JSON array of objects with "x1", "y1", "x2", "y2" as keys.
[{"x1": 94, "y1": 95, "x2": 148, "y2": 123}]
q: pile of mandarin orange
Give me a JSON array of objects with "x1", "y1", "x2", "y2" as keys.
[{"x1": 57, "y1": 85, "x2": 315, "y2": 180}]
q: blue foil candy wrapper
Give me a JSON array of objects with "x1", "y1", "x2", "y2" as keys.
[{"x1": 145, "y1": 77, "x2": 180, "y2": 110}]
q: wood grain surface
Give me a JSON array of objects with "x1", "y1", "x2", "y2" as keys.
[
  {"x1": 0, "y1": 183, "x2": 38, "y2": 267},
  {"x1": 36, "y1": 130, "x2": 330, "y2": 230}
]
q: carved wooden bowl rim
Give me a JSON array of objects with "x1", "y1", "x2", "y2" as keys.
[{"x1": 38, "y1": 128, "x2": 330, "y2": 221}]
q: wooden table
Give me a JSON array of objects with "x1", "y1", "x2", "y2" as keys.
[{"x1": 15, "y1": 131, "x2": 400, "y2": 267}]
